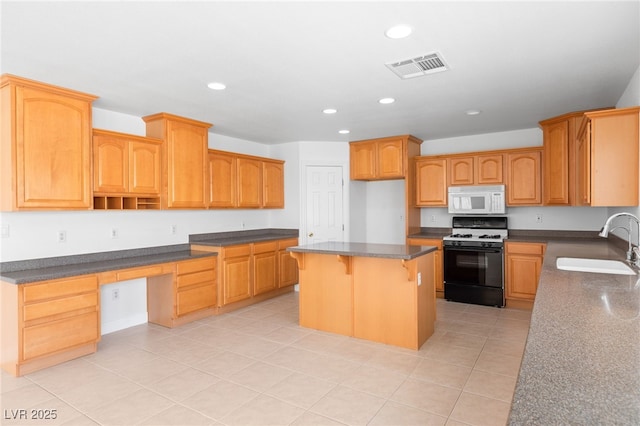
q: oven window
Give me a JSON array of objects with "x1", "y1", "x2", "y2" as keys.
[{"x1": 444, "y1": 247, "x2": 503, "y2": 288}]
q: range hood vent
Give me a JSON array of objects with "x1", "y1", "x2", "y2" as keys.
[{"x1": 386, "y1": 52, "x2": 449, "y2": 79}]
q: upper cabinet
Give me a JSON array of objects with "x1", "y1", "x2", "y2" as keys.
[
  {"x1": 208, "y1": 149, "x2": 285, "y2": 209},
  {"x1": 540, "y1": 113, "x2": 579, "y2": 205},
  {"x1": 449, "y1": 154, "x2": 503, "y2": 186},
  {"x1": 350, "y1": 135, "x2": 422, "y2": 180},
  {"x1": 143, "y1": 113, "x2": 212, "y2": 209},
  {"x1": 415, "y1": 157, "x2": 448, "y2": 206},
  {"x1": 506, "y1": 148, "x2": 542, "y2": 205},
  {"x1": 92, "y1": 129, "x2": 162, "y2": 210},
  {"x1": 1, "y1": 74, "x2": 97, "y2": 211},
  {"x1": 577, "y1": 107, "x2": 639, "y2": 206}
]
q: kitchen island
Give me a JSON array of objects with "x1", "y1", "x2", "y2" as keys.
[
  {"x1": 508, "y1": 239, "x2": 640, "y2": 424},
  {"x1": 287, "y1": 241, "x2": 437, "y2": 350}
]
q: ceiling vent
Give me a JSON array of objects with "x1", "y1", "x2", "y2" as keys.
[{"x1": 385, "y1": 52, "x2": 449, "y2": 79}]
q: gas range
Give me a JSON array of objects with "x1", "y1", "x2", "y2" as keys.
[{"x1": 443, "y1": 216, "x2": 508, "y2": 248}]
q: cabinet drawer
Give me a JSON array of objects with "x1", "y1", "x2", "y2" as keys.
[
  {"x1": 23, "y1": 292, "x2": 98, "y2": 322},
  {"x1": 176, "y1": 257, "x2": 215, "y2": 275},
  {"x1": 223, "y1": 245, "x2": 251, "y2": 258},
  {"x1": 506, "y1": 242, "x2": 546, "y2": 255},
  {"x1": 407, "y1": 238, "x2": 442, "y2": 249},
  {"x1": 176, "y1": 269, "x2": 215, "y2": 289},
  {"x1": 253, "y1": 241, "x2": 278, "y2": 254},
  {"x1": 116, "y1": 265, "x2": 168, "y2": 281},
  {"x1": 176, "y1": 284, "x2": 216, "y2": 316},
  {"x1": 23, "y1": 311, "x2": 99, "y2": 360},
  {"x1": 278, "y1": 238, "x2": 299, "y2": 250},
  {"x1": 23, "y1": 276, "x2": 97, "y2": 303}
]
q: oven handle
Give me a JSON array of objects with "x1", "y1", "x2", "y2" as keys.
[{"x1": 443, "y1": 246, "x2": 503, "y2": 254}]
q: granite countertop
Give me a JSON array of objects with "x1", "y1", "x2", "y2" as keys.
[
  {"x1": 509, "y1": 239, "x2": 640, "y2": 424},
  {"x1": 189, "y1": 228, "x2": 299, "y2": 246},
  {"x1": 0, "y1": 245, "x2": 216, "y2": 284},
  {"x1": 287, "y1": 241, "x2": 437, "y2": 260}
]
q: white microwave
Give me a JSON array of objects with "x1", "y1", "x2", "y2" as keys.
[{"x1": 448, "y1": 185, "x2": 506, "y2": 214}]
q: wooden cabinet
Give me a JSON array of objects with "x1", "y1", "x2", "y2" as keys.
[
  {"x1": 506, "y1": 149, "x2": 542, "y2": 205},
  {"x1": 278, "y1": 238, "x2": 300, "y2": 288},
  {"x1": 208, "y1": 149, "x2": 285, "y2": 209},
  {"x1": 505, "y1": 242, "x2": 546, "y2": 307},
  {"x1": 191, "y1": 238, "x2": 299, "y2": 310},
  {"x1": 415, "y1": 157, "x2": 448, "y2": 206},
  {"x1": 449, "y1": 154, "x2": 504, "y2": 186},
  {"x1": 143, "y1": 113, "x2": 212, "y2": 209},
  {"x1": 253, "y1": 241, "x2": 278, "y2": 295},
  {"x1": 92, "y1": 129, "x2": 162, "y2": 210},
  {"x1": 1, "y1": 275, "x2": 99, "y2": 376},
  {"x1": 407, "y1": 238, "x2": 443, "y2": 295},
  {"x1": 350, "y1": 135, "x2": 421, "y2": 180},
  {"x1": 540, "y1": 114, "x2": 577, "y2": 205},
  {"x1": 0, "y1": 74, "x2": 97, "y2": 211},
  {"x1": 577, "y1": 107, "x2": 639, "y2": 206},
  {"x1": 175, "y1": 257, "x2": 216, "y2": 317}
]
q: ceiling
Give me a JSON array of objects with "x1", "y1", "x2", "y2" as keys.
[{"x1": 1, "y1": 1, "x2": 639, "y2": 145}]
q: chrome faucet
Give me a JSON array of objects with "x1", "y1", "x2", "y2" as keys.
[{"x1": 599, "y1": 212, "x2": 640, "y2": 267}]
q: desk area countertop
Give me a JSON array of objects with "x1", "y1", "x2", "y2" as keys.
[
  {"x1": 0, "y1": 244, "x2": 216, "y2": 284},
  {"x1": 287, "y1": 241, "x2": 437, "y2": 260},
  {"x1": 508, "y1": 239, "x2": 640, "y2": 425}
]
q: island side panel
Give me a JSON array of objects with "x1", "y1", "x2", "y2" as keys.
[
  {"x1": 352, "y1": 252, "x2": 435, "y2": 349},
  {"x1": 297, "y1": 253, "x2": 353, "y2": 336}
]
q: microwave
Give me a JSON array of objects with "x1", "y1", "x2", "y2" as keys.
[{"x1": 448, "y1": 185, "x2": 506, "y2": 214}]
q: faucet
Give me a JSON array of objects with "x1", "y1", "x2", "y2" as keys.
[{"x1": 599, "y1": 212, "x2": 640, "y2": 267}]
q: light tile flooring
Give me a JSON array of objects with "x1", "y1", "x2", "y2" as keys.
[{"x1": 1, "y1": 293, "x2": 531, "y2": 426}]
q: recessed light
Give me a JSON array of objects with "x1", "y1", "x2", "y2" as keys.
[
  {"x1": 338, "y1": 129, "x2": 350, "y2": 134},
  {"x1": 323, "y1": 108, "x2": 338, "y2": 114},
  {"x1": 379, "y1": 97, "x2": 395, "y2": 105},
  {"x1": 207, "y1": 82, "x2": 226, "y2": 90},
  {"x1": 385, "y1": 24, "x2": 412, "y2": 39},
  {"x1": 465, "y1": 109, "x2": 481, "y2": 116}
]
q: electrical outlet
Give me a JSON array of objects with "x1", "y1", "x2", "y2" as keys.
[
  {"x1": 536, "y1": 213, "x2": 543, "y2": 223},
  {"x1": 417, "y1": 272, "x2": 422, "y2": 286},
  {"x1": 112, "y1": 288, "x2": 119, "y2": 300},
  {"x1": 241, "y1": 221, "x2": 245, "y2": 229},
  {"x1": 57, "y1": 230, "x2": 67, "y2": 243},
  {"x1": 430, "y1": 215, "x2": 436, "y2": 223},
  {"x1": 110, "y1": 228, "x2": 119, "y2": 239},
  {"x1": 1, "y1": 224, "x2": 9, "y2": 238},
  {"x1": 170, "y1": 224, "x2": 177, "y2": 235}
]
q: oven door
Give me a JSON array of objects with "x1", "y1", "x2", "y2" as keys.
[{"x1": 443, "y1": 245, "x2": 505, "y2": 307}]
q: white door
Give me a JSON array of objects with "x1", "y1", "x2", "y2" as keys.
[{"x1": 305, "y1": 166, "x2": 344, "y2": 244}]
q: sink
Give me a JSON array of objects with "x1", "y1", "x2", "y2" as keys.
[{"x1": 556, "y1": 257, "x2": 636, "y2": 275}]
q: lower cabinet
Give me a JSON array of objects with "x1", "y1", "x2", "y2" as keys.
[
  {"x1": 505, "y1": 241, "x2": 546, "y2": 307},
  {"x1": 407, "y1": 238, "x2": 443, "y2": 296},
  {"x1": 191, "y1": 238, "x2": 299, "y2": 310},
  {"x1": 1, "y1": 275, "x2": 100, "y2": 376}
]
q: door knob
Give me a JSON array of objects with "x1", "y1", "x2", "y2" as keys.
[{"x1": 308, "y1": 232, "x2": 314, "y2": 237}]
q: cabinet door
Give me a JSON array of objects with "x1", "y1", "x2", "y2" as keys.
[
  {"x1": 262, "y1": 161, "x2": 284, "y2": 208},
  {"x1": 449, "y1": 157, "x2": 474, "y2": 185},
  {"x1": 506, "y1": 150, "x2": 542, "y2": 205},
  {"x1": 15, "y1": 86, "x2": 92, "y2": 209},
  {"x1": 93, "y1": 135, "x2": 128, "y2": 193},
  {"x1": 350, "y1": 142, "x2": 376, "y2": 180},
  {"x1": 476, "y1": 154, "x2": 503, "y2": 184},
  {"x1": 222, "y1": 249, "x2": 252, "y2": 305},
  {"x1": 209, "y1": 151, "x2": 237, "y2": 208},
  {"x1": 165, "y1": 120, "x2": 208, "y2": 208},
  {"x1": 542, "y1": 120, "x2": 571, "y2": 205},
  {"x1": 237, "y1": 157, "x2": 262, "y2": 208},
  {"x1": 278, "y1": 238, "x2": 299, "y2": 288},
  {"x1": 377, "y1": 139, "x2": 404, "y2": 179},
  {"x1": 176, "y1": 284, "x2": 216, "y2": 317},
  {"x1": 129, "y1": 141, "x2": 161, "y2": 195},
  {"x1": 415, "y1": 158, "x2": 448, "y2": 206},
  {"x1": 253, "y1": 243, "x2": 278, "y2": 296}
]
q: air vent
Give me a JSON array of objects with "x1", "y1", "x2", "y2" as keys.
[{"x1": 386, "y1": 52, "x2": 449, "y2": 79}]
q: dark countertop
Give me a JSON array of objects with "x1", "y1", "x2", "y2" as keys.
[
  {"x1": 189, "y1": 228, "x2": 299, "y2": 246},
  {"x1": 508, "y1": 239, "x2": 640, "y2": 424},
  {"x1": 0, "y1": 245, "x2": 217, "y2": 284},
  {"x1": 287, "y1": 241, "x2": 437, "y2": 260}
]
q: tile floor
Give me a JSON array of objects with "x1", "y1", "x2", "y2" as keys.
[{"x1": 1, "y1": 293, "x2": 531, "y2": 426}]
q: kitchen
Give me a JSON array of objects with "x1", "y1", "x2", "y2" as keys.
[{"x1": 1, "y1": 1, "x2": 640, "y2": 425}]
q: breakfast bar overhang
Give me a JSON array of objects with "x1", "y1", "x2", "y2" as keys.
[{"x1": 287, "y1": 242, "x2": 437, "y2": 350}]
